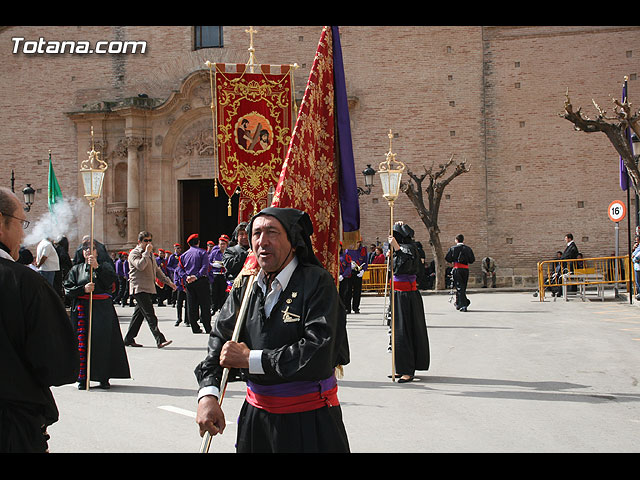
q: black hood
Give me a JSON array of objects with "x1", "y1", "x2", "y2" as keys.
[
  {"x1": 248, "y1": 207, "x2": 322, "y2": 267},
  {"x1": 393, "y1": 222, "x2": 415, "y2": 244}
]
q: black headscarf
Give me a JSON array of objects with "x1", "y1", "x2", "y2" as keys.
[
  {"x1": 247, "y1": 207, "x2": 322, "y2": 267},
  {"x1": 393, "y1": 222, "x2": 415, "y2": 244}
]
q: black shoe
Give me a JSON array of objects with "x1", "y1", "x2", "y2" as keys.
[
  {"x1": 77, "y1": 381, "x2": 87, "y2": 390},
  {"x1": 175, "y1": 321, "x2": 181, "y2": 326},
  {"x1": 124, "y1": 340, "x2": 143, "y2": 347},
  {"x1": 353, "y1": 310, "x2": 360, "y2": 314},
  {"x1": 99, "y1": 381, "x2": 110, "y2": 389},
  {"x1": 397, "y1": 376, "x2": 414, "y2": 383}
]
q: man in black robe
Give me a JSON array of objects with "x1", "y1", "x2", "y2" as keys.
[
  {"x1": 64, "y1": 242, "x2": 130, "y2": 390},
  {"x1": 222, "y1": 222, "x2": 249, "y2": 284},
  {"x1": 195, "y1": 207, "x2": 350, "y2": 453},
  {"x1": 551, "y1": 233, "x2": 579, "y2": 297},
  {"x1": 388, "y1": 222, "x2": 430, "y2": 383},
  {"x1": 0, "y1": 187, "x2": 78, "y2": 452},
  {"x1": 445, "y1": 234, "x2": 475, "y2": 312}
]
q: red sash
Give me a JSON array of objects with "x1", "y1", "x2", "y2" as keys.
[
  {"x1": 79, "y1": 294, "x2": 111, "y2": 300},
  {"x1": 394, "y1": 280, "x2": 417, "y2": 291},
  {"x1": 453, "y1": 262, "x2": 469, "y2": 269},
  {"x1": 245, "y1": 375, "x2": 339, "y2": 414}
]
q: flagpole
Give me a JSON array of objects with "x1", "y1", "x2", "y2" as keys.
[
  {"x1": 624, "y1": 76, "x2": 633, "y2": 304},
  {"x1": 200, "y1": 273, "x2": 256, "y2": 453},
  {"x1": 389, "y1": 202, "x2": 396, "y2": 382},
  {"x1": 377, "y1": 129, "x2": 405, "y2": 383},
  {"x1": 79, "y1": 126, "x2": 108, "y2": 391},
  {"x1": 86, "y1": 198, "x2": 96, "y2": 391}
]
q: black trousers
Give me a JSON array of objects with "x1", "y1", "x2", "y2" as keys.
[
  {"x1": 124, "y1": 292, "x2": 168, "y2": 346},
  {"x1": 210, "y1": 274, "x2": 228, "y2": 314},
  {"x1": 235, "y1": 402, "x2": 350, "y2": 453},
  {"x1": 348, "y1": 274, "x2": 363, "y2": 312},
  {"x1": 186, "y1": 277, "x2": 211, "y2": 333},
  {"x1": 452, "y1": 267, "x2": 470, "y2": 308},
  {"x1": 338, "y1": 276, "x2": 352, "y2": 313},
  {"x1": 175, "y1": 290, "x2": 186, "y2": 324}
]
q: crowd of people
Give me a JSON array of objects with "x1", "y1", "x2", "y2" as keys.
[{"x1": 2, "y1": 179, "x2": 594, "y2": 453}]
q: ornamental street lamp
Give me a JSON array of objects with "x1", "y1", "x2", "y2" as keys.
[
  {"x1": 22, "y1": 184, "x2": 35, "y2": 212},
  {"x1": 79, "y1": 126, "x2": 108, "y2": 391},
  {"x1": 377, "y1": 129, "x2": 405, "y2": 382},
  {"x1": 358, "y1": 164, "x2": 377, "y2": 196}
]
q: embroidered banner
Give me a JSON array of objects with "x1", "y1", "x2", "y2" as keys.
[
  {"x1": 214, "y1": 63, "x2": 295, "y2": 221},
  {"x1": 272, "y1": 26, "x2": 360, "y2": 282}
]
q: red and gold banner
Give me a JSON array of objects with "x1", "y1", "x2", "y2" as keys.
[
  {"x1": 214, "y1": 63, "x2": 295, "y2": 221},
  {"x1": 272, "y1": 26, "x2": 359, "y2": 282}
]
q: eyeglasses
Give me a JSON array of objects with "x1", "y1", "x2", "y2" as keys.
[
  {"x1": 1, "y1": 212, "x2": 29, "y2": 229},
  {"x1": 142, "y1": 238, "x2": 152, "y2": 242}
]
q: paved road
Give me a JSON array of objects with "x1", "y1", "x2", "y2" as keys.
[{"x1": 46, "y1": 288, "x2": 640, "y2": 453}]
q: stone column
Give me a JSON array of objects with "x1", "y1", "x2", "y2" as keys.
[{"x1": 126, "y1": 136, "x2": 144, "y2": 245}]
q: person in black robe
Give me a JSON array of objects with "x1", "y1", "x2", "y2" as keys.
[
  {"x1": 195, "y1": 207, "x2": 350, "y2": 453},
  {"x1": 387, "y1": 222, "x2": 430, "y2": 383},
  {"x1": 0, "y1": 186, "x2": 78, "y2": 452},
  {"x1": 222, "y1": 222, "x2": 250, "y2": 283},
  {"x1": 445, "y1": 234, "x2": 476, "y2": 311},
  {"x1": 64, "y1": 242, "x2": 130, "y2": 390},
  {"x1": 53, "y1": 236, "x2": 72, "y2": 306}
]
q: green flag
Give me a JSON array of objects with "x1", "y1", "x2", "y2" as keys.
[{"x1": 48, "y1": 151, "x2": 63, "y2": 213}]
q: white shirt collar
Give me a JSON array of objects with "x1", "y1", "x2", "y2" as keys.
[
  {"x1": 0, "y1": 248, "x2": 14, "y2": 262},
  {"x1": 257, "y1": 255, "x2": 298, "y2": 294}
]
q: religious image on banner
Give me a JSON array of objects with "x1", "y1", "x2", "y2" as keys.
[{"x1": 213, "y1": 63, "x2": 296, "y2": 221}]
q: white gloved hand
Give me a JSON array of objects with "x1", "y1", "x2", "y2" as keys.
[
  {"x1": 357, "y1": 270, "x2": 364, "y2": 277},
  {"x1": 339, "y1": 275, "x2": 344, "y2": 282}
]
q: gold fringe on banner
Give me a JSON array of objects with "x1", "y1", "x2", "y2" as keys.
[{"x1": 342, "y1": 229, "x2": 360, "y2": 250}]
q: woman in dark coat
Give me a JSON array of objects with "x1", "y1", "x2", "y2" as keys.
[
  {"x1": 388, "y1": 222, "x2": 430, "y2": 383},
  {"x1": 64, "y1": 242, "x2": 130, "y2": 390}
]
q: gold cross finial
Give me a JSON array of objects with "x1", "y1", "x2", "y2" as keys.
[
  {"x1": 246, "y1": 26, "x2": 257, "y2": 47},
  {"x1": 245, "y1": 26, "x2": 258, "y2": 73}
]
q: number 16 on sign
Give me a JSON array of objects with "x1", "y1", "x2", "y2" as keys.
[{"x1": 608, "y1": 200, "x2": 626, "y2": 223}]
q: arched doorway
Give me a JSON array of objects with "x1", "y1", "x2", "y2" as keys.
[{"x1": 179, "y1": 179, "x2": 240, "y2": 248}]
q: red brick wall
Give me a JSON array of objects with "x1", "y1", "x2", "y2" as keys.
[{"x1": 1, "y1": 26, "x2": 638, "y2": 284}]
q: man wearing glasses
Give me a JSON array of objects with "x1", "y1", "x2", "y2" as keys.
[
  {"x1": 0, "y1": 187, "x2": 78, "y2": 452},
  {"x1": 124, "y1": 231, "x2": 177, "y2": 348}
]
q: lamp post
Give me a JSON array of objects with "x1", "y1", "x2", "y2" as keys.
[
  {"x1": 10, "y1": 170, "x2": 36, "y2": 211},
  {"x1": 357, "y1": 164, "x2": 376, "y2": 196},
  {"x1": 22, "y1": 184, "x2": 35, "y2": 212},
  {"x1": 79, "y1": 126, "x2": 108, "y2": 391},
  {"x1": 377, "y1": 129, "x2": 405, "y2": 382}
]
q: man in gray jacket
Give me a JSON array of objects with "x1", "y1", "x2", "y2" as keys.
[{"x1": 124, "y1": 231, "x2": 177, "y2": 348}]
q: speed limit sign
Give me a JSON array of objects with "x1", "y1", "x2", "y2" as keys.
[{"x1": 608, "y1": 200, "x2": 626, "y2": 222}]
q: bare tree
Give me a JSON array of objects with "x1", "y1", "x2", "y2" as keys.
[
  {"x1": 562, "y1": 86, "x2": 640, "y2": 195},
  {"x1": 400, "y1": 154, "x2": 470, "y2": 290}
]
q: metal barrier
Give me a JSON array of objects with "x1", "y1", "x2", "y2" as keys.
[
  {"x1": 537, "y1": 255, "x2": 631, "y2": 301},
  {"x1": 361, "y1": 264, "x2": 388, "y2": 295}
]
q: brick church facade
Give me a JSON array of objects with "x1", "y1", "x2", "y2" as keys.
[{"x1": 2, "y1": 26, "x2": 639, "y2": 286}]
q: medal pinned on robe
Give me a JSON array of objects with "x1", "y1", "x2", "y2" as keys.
[{"x1": 281, "y1": 305, "x2": 301, "y2": 323}]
